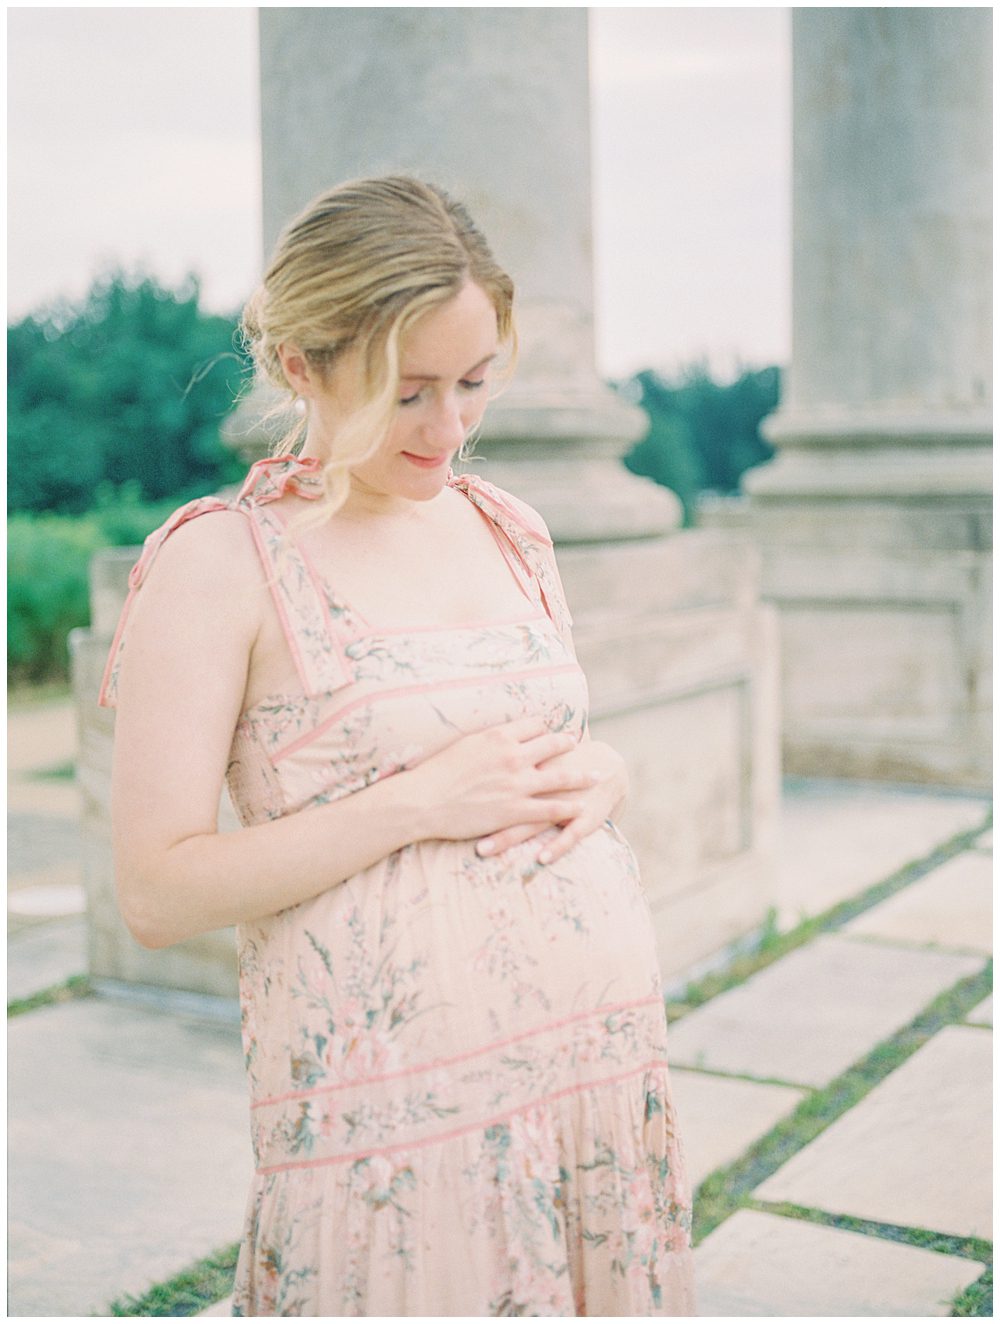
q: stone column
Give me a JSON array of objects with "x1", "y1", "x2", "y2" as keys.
[
  {"x1": 245, "y1": 6, "x2": 680, "y2": 542},
  {"x1": 708, "y1": 7, "x2": 991, "y2": 787}
]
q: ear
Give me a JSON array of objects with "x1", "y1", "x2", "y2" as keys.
[{"x1": 276, "y1": 342, "x2": 315, "y2": 397}]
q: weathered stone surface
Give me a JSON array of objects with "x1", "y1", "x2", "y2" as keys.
[
  {"x1": 8, "y1": 997, "x2": 251, "y2": 1317},
  {"x1": 777, "y1": 780, "x2": 988, "y2": 924},
  {"x1": 666, "y1": 936, "x2": 982, "y2": 1087},
  {"x1": 965, "y1": 995, "x2": 992, "y2": 1026},
  {"x1": 756, "y1": 1026, "x2": 991, "y2": 1238},
  {"x1": 694, "y1": 1209, "x2": 984, "y2": 1317},
  {"x1": 842, "y1": 852, "x2": 992, "y2": 954},
  {"x1": 669, "y1": 1068, "x2": 805, "y2": 1190}
]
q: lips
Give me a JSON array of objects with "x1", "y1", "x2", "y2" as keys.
[{"x1": 402, "y1": 451, "x2": 450, "y2": 469}]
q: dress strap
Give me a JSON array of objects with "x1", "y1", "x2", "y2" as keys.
[
  {"x1": 239, "y1": 501, "x2": 353, "y2": 697},
  {"x1": 97, "y1": 455, "x2": 352, "y2": 710},
  {"x1": 447, "y1": 471, "x2": 575, "y2": 648}
]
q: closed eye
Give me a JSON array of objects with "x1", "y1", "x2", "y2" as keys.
[{"x1": 398, "y1": 379, "x2": 487, "y2": 407}]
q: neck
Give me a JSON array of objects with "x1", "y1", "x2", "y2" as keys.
[{"x1": 341, "y1": 476, "x2": 426, "y2": 521}]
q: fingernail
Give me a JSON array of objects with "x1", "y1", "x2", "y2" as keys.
[
  {"x1": 537, "y1": 848, "x2": 552, "y2": 864},
  {"x1": 588, "y1": 770, "x2": 602, "y2": 783},
  {"x1": 477, "y1": 839, "x2": 495, "y2": 856}
]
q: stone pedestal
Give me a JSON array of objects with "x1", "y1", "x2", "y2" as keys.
[{"x1": 706, "y1": 8, "x2": 991, "y2": 788}]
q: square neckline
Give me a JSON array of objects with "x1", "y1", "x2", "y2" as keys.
[
  {"x1": 273, "y1": 471, "x2": 547, "y2": 638},
  {"x1": 237, "y1": 464, "x2": 563, "y2": 721}
]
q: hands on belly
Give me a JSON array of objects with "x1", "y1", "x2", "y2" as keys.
[
  {"x1": 403, "y1": 715, "x2": 621, "y2": 863},
  {"x1": 474, "y1": 737, "x2": 626, "y2": 866}
]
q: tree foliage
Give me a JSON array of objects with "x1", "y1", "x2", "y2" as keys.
[
  {"x1": 621, "y1": 363, "x2": 780, "y2": 525},
  {"x1": 7, "y1": 270, "x2": 250, "y2": 514}
]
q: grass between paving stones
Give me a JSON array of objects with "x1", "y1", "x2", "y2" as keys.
[
  {"x1": 951, "y1": 1264, "x2": 993, "y2": 1317},
  {"x1": 7, "y1": 974, "x2": 94, "y2": 1018},
  {"x1": 665, "y1": 809, "x2": 992, "y2": 1024},
  {"x1": 106, "y1": 1242, "x2": 240, "y2": 1317},
  {"x1": 689, "y1": 960, "x2": 993, "y2": 1311}
]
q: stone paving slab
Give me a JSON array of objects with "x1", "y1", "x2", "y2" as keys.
[
  {"x1": 669, "y1": 1068, "x2": 806, "y2": 1190},
  {"x1": 965, "y1": 994, "x2": 992, "y2": 1026},
  {"x1": 693, "y1": 1209, "x2": 984, "y2": 1316},
  {"x1": 841, "y1": 851, "x2": 992, "y2": 955},
  {"x1": 666, "y1": 935, "x2": 982, "y2": 1088},
  {"x1": 7, "y1": 916, "x2": 88, "y2": 1003},
  {"x1": 8, "y1": 996, "x2": 251, "y2": 1317},
  {"x1": 778, "y1": 781, "x2": 988, "y2": 925},
  {"x1": 756, "y1": 1025, "x2": 991, "y2": 1239},
  {"x1": 200, "y1": 1298, "x2": 233, "y2": 1316}
]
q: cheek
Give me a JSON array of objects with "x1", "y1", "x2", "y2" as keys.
[
  {"x1": 380, "y1": 415, "x2": 412, "y2": 458},
  {"x1": 464, "y1": 391, "x2": 490, "y2": 424}
]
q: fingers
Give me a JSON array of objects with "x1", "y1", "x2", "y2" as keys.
[
  {"x1": 505, "y1": 715, "x2": 552, "y2": 743},
  {"x1": 476, "y1": 822, "x2": 548, "y2": 858},
  {"x1": 536, "y1": 813, "x2": 602, "y2": 865},
  {"x1": 520, "y1": 729, "x2": 577, "y2": 766},
  {"x1": 533, "y1": 766, "x2": 604, "y2": 795}
]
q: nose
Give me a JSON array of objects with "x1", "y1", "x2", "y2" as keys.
[{"x1": 424, "y1": 392, "x2": 467, "y2": 450}]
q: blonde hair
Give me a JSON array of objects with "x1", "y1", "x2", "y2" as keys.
[{"x1": 240, "y1": 176, "x2": 516, "y2": 529}]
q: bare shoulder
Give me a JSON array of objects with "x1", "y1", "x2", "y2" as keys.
[{"x1": 130, "y1": 506, "x2": 264, "y2": 639}]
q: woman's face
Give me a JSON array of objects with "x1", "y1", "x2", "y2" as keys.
[{"x1": 309, "y1": 279, "x2": 500, "y2": 508}]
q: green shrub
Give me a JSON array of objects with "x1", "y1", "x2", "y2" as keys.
[
  {"x1": 8, "y1": 269, "x2": 249, "y2": 515},
  {"x1": 619, "y1": 363, "x2": 781, "y2": 525},
  {"x1": 7, "y1": 494, "x2": 194, "y2": 686},
  {"x1": 8, "y1": 513, "x2": 103, "y2": 684}
]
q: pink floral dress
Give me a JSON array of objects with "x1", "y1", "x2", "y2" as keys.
[{"x1": 99, "y1": 454, "x2": 697, "y2": 1317}]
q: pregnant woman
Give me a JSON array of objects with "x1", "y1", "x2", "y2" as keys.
[{"x1": 99, "y1": 176, "x2": 696, "y2": 1316}]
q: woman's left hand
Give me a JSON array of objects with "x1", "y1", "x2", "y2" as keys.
[{"x1": 474, "y1": 738, "x2": 628, "y2": 867}]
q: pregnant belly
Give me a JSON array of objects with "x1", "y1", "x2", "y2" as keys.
[{"x1": 240, "y1": 821, "x2": 669, "y2": 1171}]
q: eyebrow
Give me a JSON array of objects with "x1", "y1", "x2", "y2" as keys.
[{"x1": 399, "y1": 353, "x2": 497, "y2": 383}]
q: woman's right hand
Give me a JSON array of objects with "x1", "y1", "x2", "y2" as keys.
[{"x1": 408, "y1": 716, "x2": 597, "y2": 843}]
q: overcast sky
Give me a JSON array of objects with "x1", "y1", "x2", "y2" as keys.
[{"x1": 7, "y1": 7, "x2": 790, "y2": 380}]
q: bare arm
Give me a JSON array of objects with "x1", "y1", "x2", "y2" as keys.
[{"x1": 110, "y1": 514, "x2": 592, "y2": 949}]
